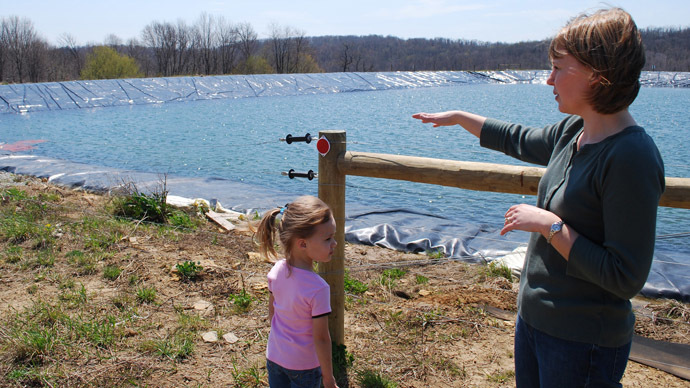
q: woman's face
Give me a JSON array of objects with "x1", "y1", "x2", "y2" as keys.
[{"x1": 546, "y1": 53, "x2": 595, "y2": 115}]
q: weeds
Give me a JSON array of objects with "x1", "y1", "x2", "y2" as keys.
[
  {"x1": 142, "y1": 331, "x2": 194, "y2": 361},
  {"x1": 4, "y1": 245, "x2": 22, "y2": 263},
  {"x1": 176, "y1": 260, "x2": 203, "y2": 281},
  {"x1": 136, "y1": 286, "x2": 157, "y2": 304},
  {"x1": 103, "y1": 265, "x2": 122, "y2": 280},
  {"x1": 230, "y1": 359, "x2": 266, "y2": 387},
  {"x1": 486, "y1": 369, "x2": 515, "y2": 383},
  {"x1": 415, "y1": 274, "x2": 429, "y2": 284},
  {"x1": 344, "y1": 270, "x2": 368, "y2": 294},
  {"x1": 485, "y1": 260, "x2": 513, "y2": 282},
  {"x1": 379, "y1": 268, "x2": 407, "y2": 287},
  {"x1": 178, "y1": 311, "x2": 209, "y2": 331},
  {"x1": 112, "y1": 187, "x2": 170, "y2": 224},
  {"x1": 426, "y1": 248, "x2": 445, "y2": 259},
  {"x1": 356, "y1": 369, "x2": 398, "y2": 388},
  {"x1": 333, "y1": 343, "x2": 355, "y2": 384},
  {"x1": 229, "y1": 289, "x2": 254, "y2": 313}
]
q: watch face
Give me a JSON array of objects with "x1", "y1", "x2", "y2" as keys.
[{"x1": 551, "y1": 222, "x2": 563, "y2": 233}]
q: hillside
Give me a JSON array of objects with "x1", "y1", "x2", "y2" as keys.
[{"x1": 0, "y1": 172, "x2": 688, "y2": 387}]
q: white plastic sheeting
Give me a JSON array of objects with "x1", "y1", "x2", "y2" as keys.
[{"x1": 2, "y1": 70, "x2": 688, "y2": 114}]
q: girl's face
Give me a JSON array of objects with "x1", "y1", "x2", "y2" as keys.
[
  {"x1": 304, "y1": 216, "x2": 337, "y2": 263},
  {"x1": 546, "y1": 53, "x2": 595, "y2": 115}
]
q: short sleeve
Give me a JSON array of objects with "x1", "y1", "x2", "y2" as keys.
[{"x1": 310, "y1": 284, "x2": 331, "y2": 318}]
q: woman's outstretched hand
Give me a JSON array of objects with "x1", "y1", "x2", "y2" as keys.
[
  {"x1": 412, "y1": 110, "x2": 485, "y2": 138},
  {"x1": 412, "y1": 111, "x2": 459, "y2": 127}
]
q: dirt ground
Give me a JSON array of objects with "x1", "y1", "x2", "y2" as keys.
[{"x1": 0, "y1": 172, "x2": 688, "y2": 387}]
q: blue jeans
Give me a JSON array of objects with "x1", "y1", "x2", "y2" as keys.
[
  {"x1": 515, "y1": 315, "x2": 631, "y2": 388},
  {"x1": 266, "y1": 359, "x2": 322, "y2": 388}
]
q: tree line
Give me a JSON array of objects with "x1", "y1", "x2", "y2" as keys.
[{"x1": 1, "y1": 13, "x2": 688, "y2": 84}]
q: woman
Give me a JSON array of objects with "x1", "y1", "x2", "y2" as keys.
[{"x1": 413, "y1": 8, "x2": 665, "y2": 387}]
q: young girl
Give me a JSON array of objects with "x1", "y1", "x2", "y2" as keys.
[
  {"x1": 414, "y1": 8, "x2": 664, "y2": 387},
  {"x1": 255, "y1": 195, "x2": 339, "y2": 388}
]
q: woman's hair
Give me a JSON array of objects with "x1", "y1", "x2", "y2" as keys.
[
  {"x1": 549, "y1": 7, "x2": 645, "y2": 114},
  {"x1": 254, "y1": 195, "x2": 333, "y2": 263}
]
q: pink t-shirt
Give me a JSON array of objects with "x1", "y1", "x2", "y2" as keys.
[{"x1": 266, "y1": 259, "x2": 331, "y2": 370}]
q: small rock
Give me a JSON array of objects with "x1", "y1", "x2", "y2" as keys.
[
  {"x1": 193, "y1": 300, "x2": 212, "y2": 310},
  {"x1": 252, "y1": 283, "x2": 268, "y2": 291},
  {"x1": 418, "y1": 289, "x2": 431, "y2": 296},
  {"x1": 223, "y1": 332, "x2": 239, "y2": 344},
  {"x1": 202, "y1": 331, "x2": 218, "y2": 343}
]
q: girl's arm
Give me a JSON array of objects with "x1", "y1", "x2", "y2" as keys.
[
  {"x1": 312, "y1": 316, "x2": 338, "y2": 388},
  {"x1": 268, "y1": 292, "x2": 274, "y2": 324}
]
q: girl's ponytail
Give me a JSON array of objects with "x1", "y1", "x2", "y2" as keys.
[{"x1": 255, "y1": 207, "x2": 282, "y2": 260}]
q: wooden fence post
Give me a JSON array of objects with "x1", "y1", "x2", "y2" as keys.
[{"x1": 317, "y1": 130, "x2": 346, "y2": 345}]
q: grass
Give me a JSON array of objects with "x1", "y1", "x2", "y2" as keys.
[
  {"x1": 415, "y1": 274, "x2": 429, "y2": 284},
  {"x1": 485, "y1": 260, "x2": 513, "y2": 282},
  {"x1": 230, "y1": 360, "x2": 266, "y2": 387},
  {"x1": 1, "y1": 175, "x2": 685, "y2": 388},
  {"x1": 426, "y1": 248, "x2": 445, "y2": 259},
  {"x1": 142, "y1": 331, "x2": 195, "y2": 361},
  {"x1": 103, "y1": 265, "x2": 122, "y2": 280},
  {"x1": 487, "y1": 369, "x2": 515, "y2": 383},
  {"x1": 136, "y1": 286, "x2": 157, "y2": 304},
  {"x1": 379, "y1": 268, "x2": 407, "y2": 287},
  {"x1": 356, "y1": 369, "x2": 398, "y2": 388}
]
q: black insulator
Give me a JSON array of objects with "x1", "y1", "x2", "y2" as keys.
[
  {"x1": 285, "y1": 133, "x2": 312, "y2": 144},
  {"x1": 287, "y1": 169, "x2": 316, "y2": 180}
]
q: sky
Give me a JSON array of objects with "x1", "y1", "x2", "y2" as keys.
[{"x1": 2, "y1": 0, "x2": 689, "y2": 46}]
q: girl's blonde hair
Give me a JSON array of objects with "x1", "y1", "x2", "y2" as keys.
[
  {"x1": 255, "y1": 195, "x2": 332, "y2": 263},
  {"x1": 549, "y1": 7, "x2": 645, "y2": 114}
]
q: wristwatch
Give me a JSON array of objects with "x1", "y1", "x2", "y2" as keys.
[{"x1": 547, "y1": 221, "x2": 564, "y2": 244}]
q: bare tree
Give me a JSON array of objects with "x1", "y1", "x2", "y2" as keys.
[
  {"x1": 340, "y1": 43, "x2": 353, "y2": 72},
  {"x1": 268, "y1": 24, "x2": 312, "y2": 74},
  {"x1": 125, "y1": 38, "x2": 153, "y2": 77},
  {"x1": 217, "y1": 16, "x2": 238, "y2": 74},
  {"x1": 104, "y1": 34, "x2": 123, "y2": 49},
  {"x1": 173, "y1": 20, "x2": 192, "y2": 75},
  {"x1": 142, "y1": 21, "x2": 189, "y2": 76},
  {"x1": 236, "y1": 22, "x2": 257, "y2": 63},
  {"x1": 268, "y1": 23, "x2": 291, "y2": 74},
  {"x1": 58, "y1": 33, "x2": 84, "y2": 76},
  {"x1": 194, "y1": 12, "x2": 217, "y2": 75},
  {"x1": 25, "y1": 38, "x2": 48, "y2": 82},
  {"x1": 0, "y1": 18, "x2": 7, "y2": 82},
  {"x1": 4, "y1": 16, "x2": 40, "y2": 83}
]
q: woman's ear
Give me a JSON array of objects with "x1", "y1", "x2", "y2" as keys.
[{"x1": 297, "y1": 238, "x2": 307, "y2": 249}]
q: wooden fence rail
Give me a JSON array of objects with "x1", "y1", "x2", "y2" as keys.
[{"x1": 317, "y1": 130, "x2": 690, "y2": 344}]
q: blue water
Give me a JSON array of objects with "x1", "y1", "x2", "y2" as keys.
[{"x1": 2, "y1": 83, "x2": 689, "y2": 258}]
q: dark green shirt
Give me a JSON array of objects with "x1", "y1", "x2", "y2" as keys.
[{"x1": 480, "y1": 115, "x2": 665, "y2": 347}]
